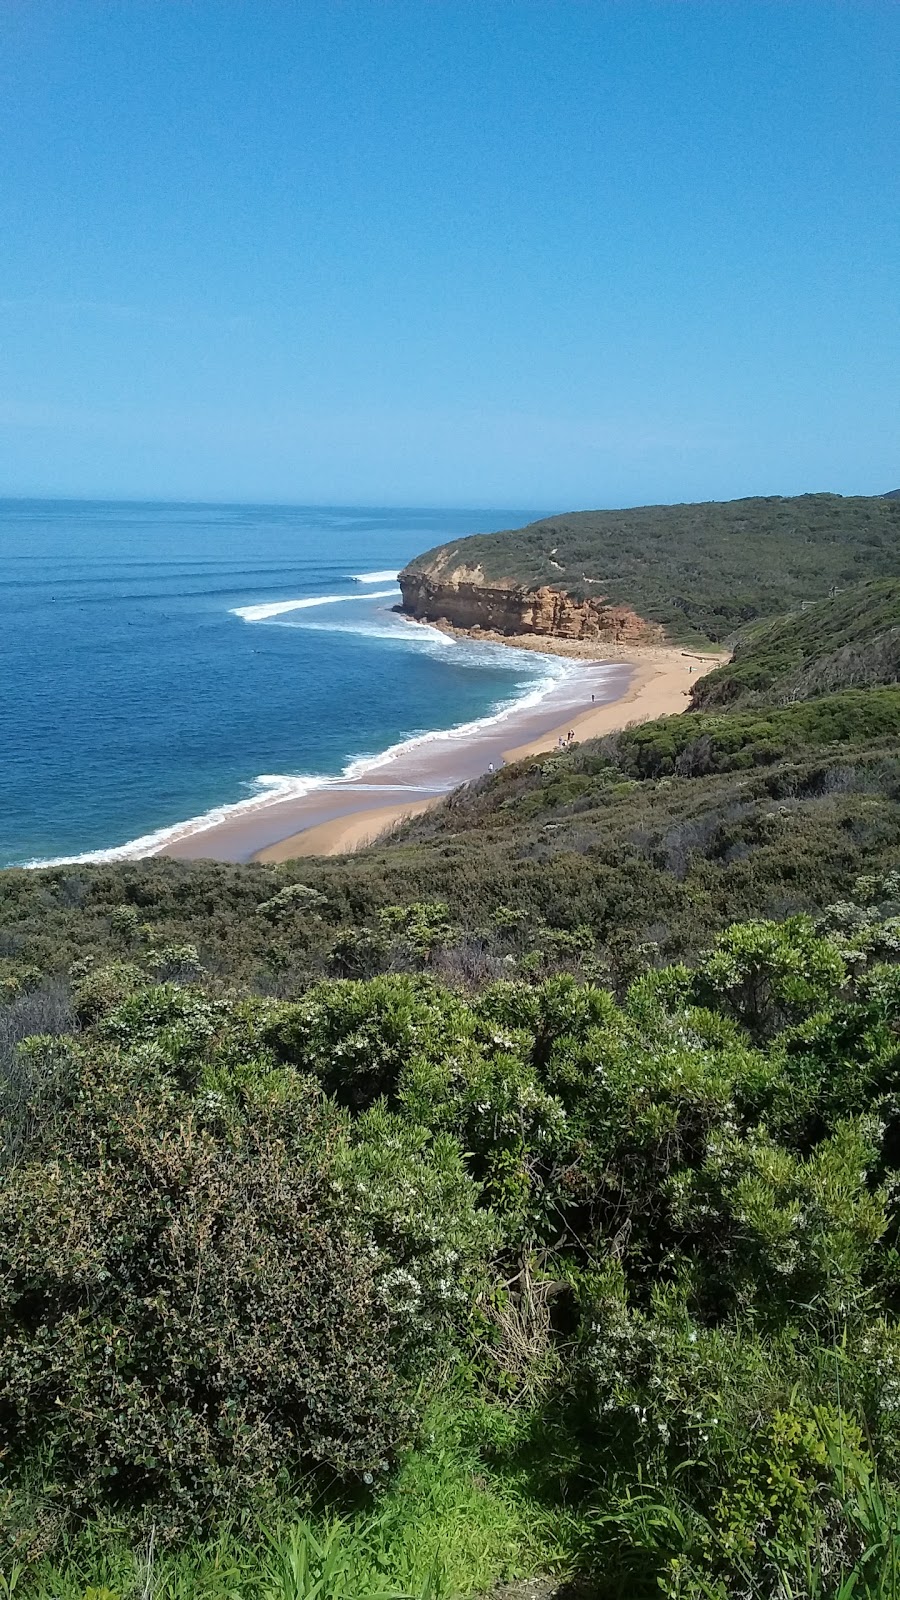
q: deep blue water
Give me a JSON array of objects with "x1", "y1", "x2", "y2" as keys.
[{"x1": 0, "y1": 500, "x2": 554, "y2": 866}]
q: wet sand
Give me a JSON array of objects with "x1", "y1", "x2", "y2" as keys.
[
  {"x1": 503, "y1": 646, "x2": 715, "y2": 760},
  {"x1": 250, "y1": 644, "x2": 719, "y2": 860},
  {"x1": 162, "y1": 657, "x2": 629, "y2": 863},
  {"x1": 161, "y1": 642, "x2": 722, "y2": 864}
]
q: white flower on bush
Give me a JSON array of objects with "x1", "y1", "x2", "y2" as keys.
[{"x1": 378, "y1": 1265, "x2": 422, "y2": 1311}]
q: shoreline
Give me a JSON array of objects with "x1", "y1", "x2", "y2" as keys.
[
  {"x1": 24, "y1": 633, "x2": 725, "y2": 870},
  {"x1": 246, "y1": 640, "x2": 723, "y2": 862},
  {"x1": 255, "y1": 797, "x2": 438, "y2": 863},
  {"x1": 160, "y1": 652, "x2": 632, "y2": 864}
]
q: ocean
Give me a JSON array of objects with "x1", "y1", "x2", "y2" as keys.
[{"x1": 0, "y1": 499, "x2": 579, "y2": 868}]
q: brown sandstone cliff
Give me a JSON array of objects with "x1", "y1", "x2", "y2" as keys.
[{"x1": 398, "y1": 563, "x2": 663, "y2": 645}]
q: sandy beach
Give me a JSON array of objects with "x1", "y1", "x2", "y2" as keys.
[
  {"x1": 256, "y1": 797, "x2": 438, "y2": 862},
  {"x1": 159, "y1": 638, "x2": 723, "y2": 864},
  {"x1": 253, "y1": 642, "x2": 721, "y2": 861},
  {"x1": 502, "y1": 643, "x2": 718, "y2": 760}
]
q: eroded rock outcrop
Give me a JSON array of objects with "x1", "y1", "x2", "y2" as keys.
[{"x1": 398, "y1": 562, "x2": 663, "y2": 644}]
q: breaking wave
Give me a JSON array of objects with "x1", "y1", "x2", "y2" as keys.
[{"x1": 231, "y1": 588, "x2": 399, "y2": 622}]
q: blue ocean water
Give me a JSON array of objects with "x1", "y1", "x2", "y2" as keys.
[{"x1": 0, "y1": 500, "x2": 558, "y2": 867}]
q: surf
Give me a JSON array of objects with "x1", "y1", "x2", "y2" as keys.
[{"x1": 231, "y1": 587, "x2": 399, "y2": 622}]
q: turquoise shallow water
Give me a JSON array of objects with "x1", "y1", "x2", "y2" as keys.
[{"x1": 0, "y1": 500, "x2": 564, "y2": 867}]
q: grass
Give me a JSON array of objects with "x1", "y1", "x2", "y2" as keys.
[
  {"x1": 6, "y1": 1399, "x2": 900, "y2": 1600},
  {"x1": 5, "y1": 1401, "x2": 571, "y2": 1600}
]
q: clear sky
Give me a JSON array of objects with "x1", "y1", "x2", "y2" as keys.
[{"x1": 1, "y1": 1, "x2": 897, "y2": 507}]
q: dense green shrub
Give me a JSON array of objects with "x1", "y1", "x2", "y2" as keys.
[
  {"x1": 691, "y1": 914, "x2": 847, "y2": 1038},
  {"x1": 3, "y1": 839, "x2": 900, "y2": 1592},
  {"x1": 571, "y1": 1294, "x2": 900, "y2": 1595},
  {"x1": 0, "y1": 1021, "x2": 488, "y2": 1552},
  {"x1": 613, "y1": 687, "x2": 900, "y2": 780}
]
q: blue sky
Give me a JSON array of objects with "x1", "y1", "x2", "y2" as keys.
[{"x1": 0, "y1": 1, "x2": 897, "y2": 507}]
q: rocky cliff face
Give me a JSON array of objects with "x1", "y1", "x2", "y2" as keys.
[{"x1": 398, "y1": 561, "x2": 663, "y2": 645}]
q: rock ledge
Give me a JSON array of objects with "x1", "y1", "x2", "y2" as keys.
[{"x1": 398, "y1": 561, "x2": 663, "y2": 646}]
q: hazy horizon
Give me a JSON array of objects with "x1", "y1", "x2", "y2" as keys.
[{"x1": 2, "y1": 485, "x2": 897, "y2": 515}]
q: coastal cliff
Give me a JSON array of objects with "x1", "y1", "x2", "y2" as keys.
[
  {"x1": 398, "y1": 495, "x2": 900, "y2": 647},
  {"x1": 398, "y1": 560, "x2": 664, "y2": 645}
]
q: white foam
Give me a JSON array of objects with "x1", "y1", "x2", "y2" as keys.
[
  {"x1": 297, "y1": 618, "x2": 456, "y2": 650},
  {"x1": 340, "y1": 656, "x2": 584, "y2": 781},
  {"x1": 351, "y1": 570, "x2": 400, "y2": 583},
  {"x1": 22, "y1": 773, "x2": 333, "y2": 868},
  {"x1": 232, "y1": 588, "x2": 399, "y2": 622}
]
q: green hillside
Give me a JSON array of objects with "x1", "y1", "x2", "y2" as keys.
[
  {"x1": 405, "y1": 492, "x2": 900, "y2": 643},
  {"x1": 3, "y1": 689, "x2": 899, "y2": 997},
  {"x1": 4, "y1": 530, "x2": 900, "y2": 1598},
  {"x1": 691, "y1": 578, "x2": 900, "y2": 709}
]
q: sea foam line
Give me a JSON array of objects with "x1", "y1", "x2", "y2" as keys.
[
  {"x1": 293, "y1": 617, "x2": 456, "y2": 650},
  {"x1": 232, "y1": 588, "x2": 399, "y2": 622},
  {"x1": 351, "y1": 569, "x2": 399, "y2": 583},
  {"x1": 24, "y1": 653, "x2": 611, "y2": 870},
  {"x1": 21, "y1": 774, "x2": 336, "y2": 868},
  {"x1": 340, "y1": 655, "x2": 585, "y2": 781}
]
